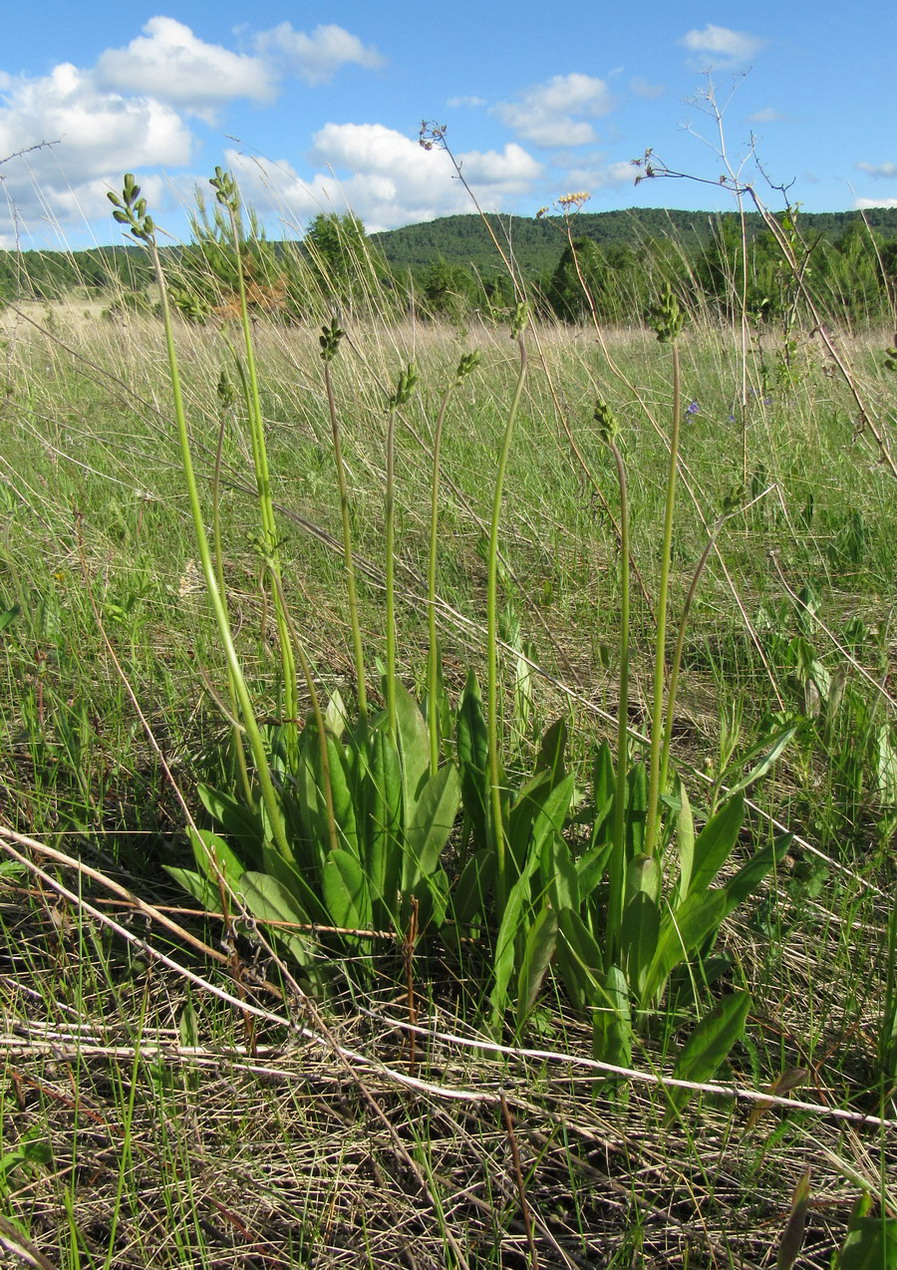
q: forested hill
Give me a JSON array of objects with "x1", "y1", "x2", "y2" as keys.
[
  {"x1": 370, "y1": 207, "x2": 897, "y2": 280},
  {"x1": 4, "y1": 206, "x2": 897, "y2": 325}
]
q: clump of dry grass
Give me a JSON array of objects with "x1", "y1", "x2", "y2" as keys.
[{"x1": 3, "y1": 820, "x2": 894, "y2": 1269}]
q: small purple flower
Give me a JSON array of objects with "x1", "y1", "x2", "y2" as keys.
[{"x1": 685, "y1": 400, "x2": 700, "y2": 416}]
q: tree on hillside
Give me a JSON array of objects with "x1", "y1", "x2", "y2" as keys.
[
  {"x1": 304, "y1": 212, "x2": 387, "y2": 310},
  {"x1": 422, "y1": 256, "x2": 478, "y2": 322}
]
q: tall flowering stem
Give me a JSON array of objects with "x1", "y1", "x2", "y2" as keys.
[
  {"x1": 645, "y1": 286, "x2": 684, "y2": 861},
  {"x1": 385, "y1": 363, "x2": 418, "y2": 737},
  {"x1": 427, "y1": 352, "x2": 481, "y2": 773},
  {"x1": 107, "y1": 175, "x2": 292, "y2": 859},
  {"x1": 595, "y1": 398, "x2": 630, "y2": 966},
  {"x1": 320, "y1": 318, "x2": 368, "y2": 720},
  {"x1": 210, "y1": 169, "x2": 298, "y2": 766},
  {"x1": 487, "y1": 305, "x2": 529, "y2": 905}
]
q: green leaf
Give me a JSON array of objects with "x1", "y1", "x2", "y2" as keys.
[
  {"x1": 687, "y1": 793, "x2": 744, "y2": 897},
  {"x1": 164, "y1": 867, "x2": 221, "y2": 912},
  {"x1": 489, "y1": 851, "x2": 541, "y2": 1031},
  {"x1": 322, "y1": 847, "x2": 372, "y2": 931},
  {"x1": 509, "y1": 770, "x2": 575, "y2": 882},
  {"x1": 394, "y1": 679, "x2": 431, "y2": 829},
  {"x1": 189, "y1": 827, "x2": 245, "y2": 891},
  {"x1": 626, "y1": 762, "x2": 648, "y2": 858},
  {"x1": 877, "y1": 724, "x2": 897, "y2": 806},
  {"x1": 642, "y1": 889, "x2": 729, "y2": 1006},
  {"x1": 837, "y1": 1218, "x2": 897, "y2": 1270},
  {"x1": 324, "y1": 688, "x2": 350, "y2": 739},
  {"x1": 0, "y1": 603, "x2": 20, "y2": 635},
  {"x1": 413, "y1": 865, "x2": 450, "y2": 930},
  {"x1": 777, "y1": 1169, "x2": 811, "y2": 1270},
  {"x1": 666, "y1": 990, "x2": 751, "y2": 1117},
  {"x1": 722, "y1": 833, "x2": 791, "y2": 916},
  {"x1": 592, "y1": 964, "x2": 633, "y2": 1068},
  {"x1": 545, "y1": 833, "x2": 579, "y2": 914},
  {"x1": 592, "y1": 741, "x2": 615, "y2": 816},
  {"x1": 625, "y1": 852, "x2": 660, "y2": 904},
  {"x1": 556, "y1": 907, "x2": 606, "y2": 1012},
  {"x1": 450, "y1": 848, "x2": 495, "y2": 931},
  {"x1": 197, "y1": 784, "x2": 264, "y2": 861},
  {"x1": 534, "y1": 717, "x2": 567, "y2": 787},
  {"x1": 575, "y1": 838, "x2": 614, "y2": 901},
  {"x1": 239, "y1": 872, "x2": 319, "y2": 967},
  {"x1": 323, "y1": 731, "x2": 359, "y2": 856},
  {"x1": 621, "y1": 889, "x2": 660, "y2": 999},
  {"x1": 725, "y1": 723, "x2": 799, "y2": 797},
  {"x1": 258, "y1": 840, "x2": 324, "y2": 921},
  {"x1": 672, "y1": 778, "x2": 695, "y2": 902},
  {"x1": 404, "y1": 762, "x2": 461, "y2": 891},
  {"x1": 178, "y1": 999, "x2": 199, "y2": 1051},
  {"x1": 508, "y1": 768, "x2": 551, "y2": 873},
  {"x1": 530, "y1": 772, "x2": 576, "y2": 860},
  {"x1": 516, "y1": 907, "x2": 558, "y2": 1032},
  {"x1": 363, "y1": 724, "x2": 403, "y2": 919},
  {"x1": 457, "y1": 669, "x2": 490, "y2": 849}
]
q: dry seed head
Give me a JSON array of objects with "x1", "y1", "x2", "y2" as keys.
[{"x1": 557, "y1": 191, "x2": 591, "y2": 210}]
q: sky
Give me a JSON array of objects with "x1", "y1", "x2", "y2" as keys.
[{"x1": 1, "y1": 1, "x2": 896, "y2": 250}]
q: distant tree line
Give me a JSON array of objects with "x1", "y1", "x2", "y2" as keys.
[{"x1": 3, "y1": 205, "x2": 897, "y2": 328}]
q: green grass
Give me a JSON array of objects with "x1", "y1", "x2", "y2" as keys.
[{"x1": 1, "y1": 241, "x2": 897, "y2": 1269}]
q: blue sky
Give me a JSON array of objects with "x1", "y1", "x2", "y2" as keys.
[{"x1": 2, "y1": 2, "x2": 896, "y2": 249}]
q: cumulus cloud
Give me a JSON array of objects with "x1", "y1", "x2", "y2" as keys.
[
  {"x1": 0, "y1": 62, "x2": 192, "y2": 174},
  {"x1": 225, "y1": 125, "x2": 542, "y2": 233},
  {"x1": 96, "y1": 17, "x2": 276, "y2": 120},
  {"x1": 253, "y1": 22, "x2": 384, "y2": 86},
  {"x1": 855, "y1": 197, "x2": 897, "y2": 208},
  {"x1": 0, "y1": 53, "x2": 194, "y2": 235},
  {"x1": 562, "y1": 159, "x2": 636, "y2": 192},
  {"x1": 748, "y1": 107, "x2": 787, "y2": 123},
  {"x1": 680, "y1": 24, "x2": 766, "y2": 64},
  {"x1": 494, "y1": 73, "x2": 614, "y2": 148},
  {"x1": 0, "y1": 16, "x2": 386, "y2": 240},
  {"x1": 629, "y1": 77, "x2": 665, "y2": 100},
  {"x1": 856, "y1": 162, "x2": 897, "y2": 180}
]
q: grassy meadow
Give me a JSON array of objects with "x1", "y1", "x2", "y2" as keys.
[{"x1": 1, "y1": 190, "x2": 897, "y2": 1270}]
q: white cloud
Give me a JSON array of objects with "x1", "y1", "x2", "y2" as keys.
[
  {"x1": 494, "y1": 73, "x2": 614, "y2": 148},
  {"x1": 855, "y1": 197, "x2": 897, "y2": 209},
  {"x1": 629, "y1": 77, "x2": 665, "y2": 100},
  {"x1": 96, "y1": 17, "x2": 276, "y2": 120},
  {"x1": 447, "y1": 95, "x2": 488, "y2": 109},
  {"x1": 748, "y1": 107, "x2": 787, "y2": 123},
  {"x1": 0, "y1": 62, "x2": 192, "y2": 235},
  {"x1": 0, "y1": 34, "x2": 197, "y2": 238},
  {"x1": 0, "y1": 62, "x2": 192, "y2": 175},
  {"x1": 0, "y1": 16, "x2": 387, "y2": 241},
  {"x1": 680, "y1": 24, "x2": 766, "y2": 64},
  {"x1": 563, "y1": 159, "x2": 637, "y2": 192},
  {"x1": 224, "y1": 125, "x2": 542, "y2": 233},
  {"x1": 253, "y1": 22, "x2": 383, "y2": 86},
  {"x1": 856, "y1": 162, "x2": 897, "y2": 180}
]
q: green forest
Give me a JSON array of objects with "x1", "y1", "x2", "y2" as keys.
[{"x1": 3, "y1": 204, "x2": 897, "y2": 327}]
